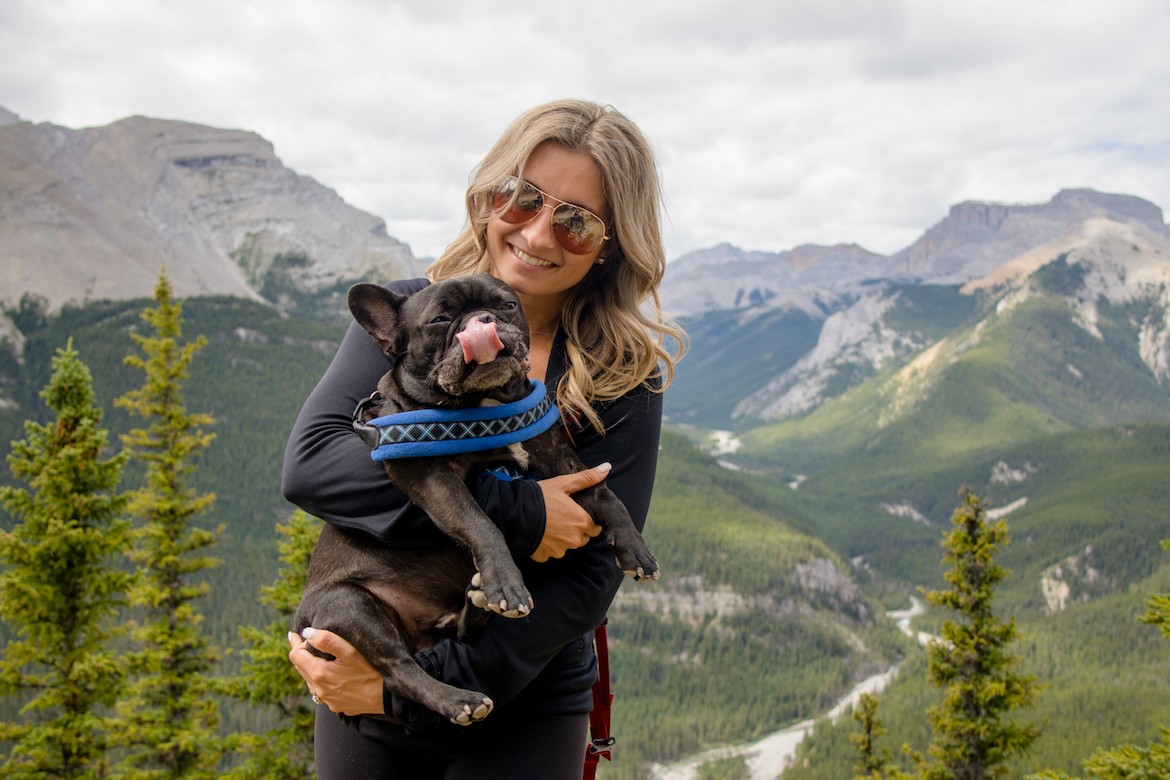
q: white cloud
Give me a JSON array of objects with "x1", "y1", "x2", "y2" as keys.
[{"x1": 2, "y1": 0, "x2": 1168, "y2": 261}]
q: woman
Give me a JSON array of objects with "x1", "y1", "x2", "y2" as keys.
[{"x1": 282, "y1": 98, "x2": 684, "y2": 778}]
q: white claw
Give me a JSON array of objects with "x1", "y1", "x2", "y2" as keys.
[{"x1": 471, "y1": 572, "x2": 482, "y2": 588}]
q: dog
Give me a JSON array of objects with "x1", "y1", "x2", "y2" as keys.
[{"x1": 293, "y1": 273, "x2": 658, "y2": 726}]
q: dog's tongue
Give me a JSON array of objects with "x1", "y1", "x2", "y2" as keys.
[{"x1": 457, "y1": 319, "x2": 506, "y2": 364}]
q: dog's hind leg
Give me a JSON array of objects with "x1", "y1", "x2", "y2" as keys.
[{"x1": 296, "y1": 583, "x2": 493, "y2": 726}]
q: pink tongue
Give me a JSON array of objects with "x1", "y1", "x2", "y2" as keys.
[{"x1": 457, "y1": 319, "x2": 506, "y2": 364}]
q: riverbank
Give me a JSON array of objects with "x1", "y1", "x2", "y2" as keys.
[{"x1": 647, "y1": 597, "x2": 928, "y2": 779}]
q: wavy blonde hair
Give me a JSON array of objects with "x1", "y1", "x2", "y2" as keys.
[{"x1": 427, "y1": 99, "x2": 686, "y2": 435}]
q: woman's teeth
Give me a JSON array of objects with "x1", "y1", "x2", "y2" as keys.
[{"x1": 514, "y1": 247, "x2": 554, "y2": 268}]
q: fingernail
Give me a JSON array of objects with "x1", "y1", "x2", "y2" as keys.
[
  {"x1": 302, "y1": 627, "x2": 317, "y2": 640},
  {"x1": 287, "y1": 632, "x2": 298, "y2": 644},
  {"x1": 596, "y1": 462, "x2": 612, "y2": 474}
]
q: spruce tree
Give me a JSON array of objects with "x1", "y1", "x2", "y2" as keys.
[
  {"x1": 852, "y1": 692, "x2": 893, "y2": 780},
  {"x1": 918, "y1": 489, "x2": 1041, "y2": 780},
  {"x1": 111, "y1": 273, "x2": 223, "y2": 779},
  {"x1": 0, "y1": 341, "x2": 132, "y2": 779},
  {"x1": 222, "y1": 510, "x2": 319, "y2": 780}
]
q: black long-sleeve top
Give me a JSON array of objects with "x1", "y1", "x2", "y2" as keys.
[{"x1": 281, "y1": 278, "x2": 663, "y2": 728}]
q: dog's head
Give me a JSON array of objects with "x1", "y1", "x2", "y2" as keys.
[{"x1": 348, "y1": 274, "x2": 531, "y2": 405}]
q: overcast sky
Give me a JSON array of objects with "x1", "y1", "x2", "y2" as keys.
[{"x1": 3, "y1": 0, "x2": 1168, "y2": 262}]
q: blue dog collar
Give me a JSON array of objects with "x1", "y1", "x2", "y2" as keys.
[{"x1": 353, "y1": 381, "x2": 560, "y2": 461}]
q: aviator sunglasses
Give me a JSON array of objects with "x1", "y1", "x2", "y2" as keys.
[{"x1": 492, "y1": 176, "x2": 611, "y2": 255}]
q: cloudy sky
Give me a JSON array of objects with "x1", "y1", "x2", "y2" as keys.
[{"x1": 3, "y1": 0, "x2": 1168, "y2": 262}]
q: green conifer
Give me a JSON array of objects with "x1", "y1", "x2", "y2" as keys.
[
  {"x1": 111, "y1": 273, "x2": 223, "y2": 779},
  {"x1": 852, "y1": 692, "x2": 893, "y2": 780},
  {"x1": 0, "y1": 341, "x2": 132, "y2": 779},
  {"x1": 918, "y1": 489, "x2": 1041, "y2": 780},
  {"x1": 222, "y1": 510, "x2": 319, "y2": 780}
]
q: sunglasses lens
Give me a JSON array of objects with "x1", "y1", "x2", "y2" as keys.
[
  {"x1": 492, "y1": 177, "x2": 608, "y2": 254},
  {"x1": 551, "y1": 206, "x2": 605, "y2": 255},
  {"x1": 493, "y1": 178, "x2": 543, "y2": 224}
]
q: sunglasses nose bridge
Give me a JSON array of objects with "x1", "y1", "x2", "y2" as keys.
[{"x1": 518, "y1": 200, "x2": 562, "y2": 249}]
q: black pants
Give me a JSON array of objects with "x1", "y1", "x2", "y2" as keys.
[{"x1": 314, "y1": 705, "x2": 590, "y2": 779}]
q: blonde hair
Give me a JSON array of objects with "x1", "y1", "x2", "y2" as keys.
[{"x1": 427, "y1": 99, "x2": 686, "y2": 435}]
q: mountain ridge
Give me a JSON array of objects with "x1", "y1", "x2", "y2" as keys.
[{"x1": 0, "y1": 108, "x2": 424, "y2": 313}]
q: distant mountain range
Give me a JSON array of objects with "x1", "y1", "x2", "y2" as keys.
[
  {"x1": 4, "y1": 108, "x2": 1170, "y2": 777},
  {"x1": 5, "y1": 108, "x2": 1169, "y2": 440},
  {"x1": 663, "y1": 188, "x2": 1170, "y2": 429},
  {"x1": 0, "y1": 107, "x2": 424, "y2": 316}
]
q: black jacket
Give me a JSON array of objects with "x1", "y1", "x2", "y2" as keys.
[{"x1": 281, "y1": 278, "x2": 662, "y2": 728}]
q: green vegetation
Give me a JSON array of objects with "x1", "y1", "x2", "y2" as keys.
[
  {"x1": 0, "y1": 342, "x2": 132, "y2": 779},
  {"x1": 221, "y1": 509, "x2": 318, "y2": 780},
  {"x1": 913, "y1": 491, "x2": 1041, "y2": 779},
  {"x1": 111, "y1": 275, "x2": 225, "y2": 778},
  {"x1": 667, "y1": 307, "x2": 821, "y2": 429},
  {"x1": 4, "y1": 268, "x2": 1170, "y2": 778},
  {"x1": 1, "y1": 294, "x2": 905, "y2": 779}
]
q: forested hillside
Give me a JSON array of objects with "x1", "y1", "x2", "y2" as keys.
[{"x1": 0, "y1": 295, "x2": 905, "y2": 778}]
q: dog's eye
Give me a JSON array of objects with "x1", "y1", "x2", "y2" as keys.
[
  {"x1": 501, "y1": 301, "x2": 518, "y2": 312},
  {"x1": 429, "y1": 315, "x2": 452, "y2": 325}
]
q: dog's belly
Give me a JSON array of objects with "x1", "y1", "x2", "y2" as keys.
[{"x1": 360, "y1": 546, "x2": 477, "y2": 651}]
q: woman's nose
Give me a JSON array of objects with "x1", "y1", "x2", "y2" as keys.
[{"x1": 520, "y1": 203, "x2": 558, "y2": 251}]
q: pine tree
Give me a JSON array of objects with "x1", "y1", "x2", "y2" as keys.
[
  {"x1": 222, "y1": 510, "x2": 319, "y2": 780},
  {"x1": 111, "y1": 273, "x2": 223, "y2": 779},
  {"x1": 852, "y1": 693, "x2": 893, "y2": 780},
  {"x1": 917, "y1": 489, "x2": 1041, "y2": 780},
  {"x1": 0, "y1": 341, "x2": 132, "y2": 779}
]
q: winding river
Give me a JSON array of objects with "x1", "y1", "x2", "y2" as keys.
[{"x1": 647, "y1": 597, "x2": 928, "y2": 780}]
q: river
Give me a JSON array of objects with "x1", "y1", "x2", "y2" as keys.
[{"x1": 647, "y1": 597, "x2": 928, "y2": 780}]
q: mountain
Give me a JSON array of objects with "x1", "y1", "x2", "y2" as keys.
[
  {"x1": 0, "y1": 107, "x2": 425, "y2": 315},
  {"x1": 663, "y1": 188, "x2": 1170, "y2": 429}
]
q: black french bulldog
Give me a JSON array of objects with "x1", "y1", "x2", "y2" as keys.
[{"x1": 293, "y1": 273, "x2": 658, "y2": 726}]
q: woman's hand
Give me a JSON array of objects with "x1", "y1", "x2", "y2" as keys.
[
  {"x1": 531, "y1": 462, "x2": 608, "y2": 562},
  {"x1": 287, "y1": 628, "x2": 385, "y2": 716}
]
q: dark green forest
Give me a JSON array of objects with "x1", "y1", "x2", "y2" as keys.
[{"x1": 3, "y1": 291, "x2": 1170, "y2": 778}]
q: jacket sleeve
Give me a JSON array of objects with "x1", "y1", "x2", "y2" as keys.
[
  {"x1": 280, "y1": 278, "x2": 546, "y2": 552},
  {"x1": 388, "y1": 383, "x2": 663, "y2": 726}
]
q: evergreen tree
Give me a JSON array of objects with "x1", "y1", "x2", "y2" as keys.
[
  {"x1": 222, "y1": 510, "x2": 319, "y2": 780},
  {"x1": 111, "y1": 274, "x2": 223, "y2": 779},
  {"x1": 0, "y1": 341, "x2": 132, "y2": 779},
  {"x1": 852, "y1": 693, "x2": 893, "y2": 780},
  {"x1": 917, "y1": 489, "x2": 1041, "y2": 780}
]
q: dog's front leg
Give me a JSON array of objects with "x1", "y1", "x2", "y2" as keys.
[{"x1": 386, "y1": 460, "x2": 533, "y2": 618}]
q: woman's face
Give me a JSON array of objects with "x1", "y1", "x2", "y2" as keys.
[{"x1": 485, "y1": 141, "x2": 610, "y2": 314}]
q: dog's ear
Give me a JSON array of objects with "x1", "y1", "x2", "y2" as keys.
[{"x1": 348, "y1": 284, "x2": 408, "y2": 356}]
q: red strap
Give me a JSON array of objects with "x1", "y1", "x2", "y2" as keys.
[{"x1": 583, "y1": 620, "x2": 614, "y2": 779}]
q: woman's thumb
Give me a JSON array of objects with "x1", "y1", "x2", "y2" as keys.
[
  {"x1": 569, "y1": 462, "x2": 611, "y2": 492},
  {"x1": 301, "y1": 627, "x2": 341, "y2": 658}
]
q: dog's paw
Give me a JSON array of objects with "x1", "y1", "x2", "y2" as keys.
[
  {"x1": 611, "y1": 536, "x2": 661, "y2": 582},
  {"x1": 622, "y1": 558, "x2": 659, "y2": 582},
  {"x1": 468, "y1": 571, "x2": 533, "y2": 618},
  {"x1": 450, "y1": 696, "x2": 494, "y2": 726}
]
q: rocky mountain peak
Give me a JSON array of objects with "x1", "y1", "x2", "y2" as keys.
[
  {"x1": 1, "y1": 111, "x2": 423, "y2": 312},
  {"x1": 888, "y1": 188, "x2": 1167, "y2": 284}
]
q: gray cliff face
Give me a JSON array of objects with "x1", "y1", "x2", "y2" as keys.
[
  {"x1": 664, "y1": 189, "x2": 1170, "y2": 427},
  {"x1": 0, "y1": 111, "x2": 422, "y2": 311},
  {"x1": 887, "y1": 188, "x2": 1168, "y2": 284}
]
